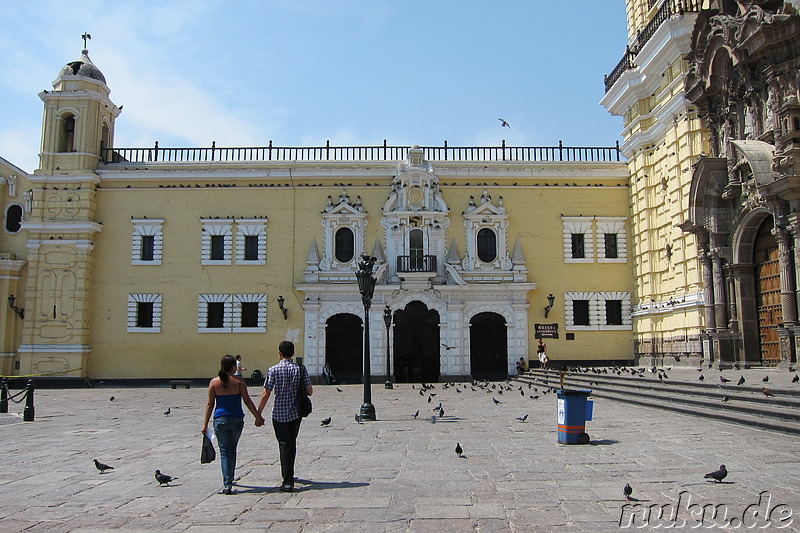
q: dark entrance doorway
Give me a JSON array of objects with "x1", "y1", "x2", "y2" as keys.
[
  {"x1": 753, "y1": 216, "x2": 782, "y2": 365},
  {"x1": 393, "y1": 301, "x2": 440, "y2": 383},
  {"x1": 469, "y1": 312, "x2": 508, "y2": 380},
  {"x1": 325, "y1": 313, "x2": 363, "y2": 384}
]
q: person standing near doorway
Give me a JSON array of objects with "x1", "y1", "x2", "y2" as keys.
[
  {"x1": 234, "y1": 354, "x2": 246, "y2": 381},
  {"x1": 537, "y1": 338, "x2": 548, "y2": 369},
  {"x1": 258, "y1": 341, "x2": 313, "y2": 492}
]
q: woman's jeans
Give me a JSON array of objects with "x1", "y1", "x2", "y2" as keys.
[{"x1": 214, "y1": 416, "x2": 244, "y2": 489}]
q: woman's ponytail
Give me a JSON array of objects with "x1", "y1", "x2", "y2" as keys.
[{"x1": 218, "y1": 354, "x2": 236, "y2": 386}]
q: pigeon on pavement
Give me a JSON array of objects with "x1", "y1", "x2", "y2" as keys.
[
  {"x1": 94, "y1": 459, "x2": 113, "y2": 474},
  {"x1": 320, "y1": 417, "x2": 331, "y2": 426},
  {"x1": 704, "y1": 465, "x2": 727, "y2": 483},
  {"x1": 623, "y1": 483, "x2": 633, "y2": 500},
  {"x1": 155, "y1": 470, "x2": 177, "y2": 486},
  {"x1": 736, "y1": 376, "x2": 745, "y2": 386},
  {"x1": 164, "y1": 407, "x2": 171, "y2": 415},
  {"x1": 516, "y1": 414, "x2": 528, "y2": 422},
  {"x1": 762, "y1": 388, "x2": 775, "y2": 397},
  {"x1": 455, "y1": 443, "x2": 464, "y2": 457}
]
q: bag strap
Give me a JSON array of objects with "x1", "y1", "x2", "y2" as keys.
[{"x1": 297, "y1": 364, "x2": 305, "y2": 395}]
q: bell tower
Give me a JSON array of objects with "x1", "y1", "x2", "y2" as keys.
[{"x1": 18, "y1": 38, "x2": 120, "y2": 380}]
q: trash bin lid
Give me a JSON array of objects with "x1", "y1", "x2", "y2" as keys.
[{"x1": 555, "y1": 389, "x2": 592, "y2": 396}]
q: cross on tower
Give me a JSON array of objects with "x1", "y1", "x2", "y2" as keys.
[{"x1": 82, "y1": 33, "x2": 91, "y2": 49}]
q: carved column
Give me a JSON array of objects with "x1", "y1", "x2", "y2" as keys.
[
  {"x1": 773, "y1": 226, "x2": 798, "y2": 325},
  {"x1": 711, "y1": 250, "x2": 728, "y2": 331},
  {"x1": 789, "y1": 221, "x2": 800, "y2": 321},
  {"x1": 701, "y1": 250, "x2": 716, "y2": 331}
]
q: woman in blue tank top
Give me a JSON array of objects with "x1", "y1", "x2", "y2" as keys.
[{"x1": 202, "y1": 354, "x2": 265, "y2": 494}]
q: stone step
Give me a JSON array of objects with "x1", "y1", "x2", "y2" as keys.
[{"x1": 514, "y1": 368, "x2": 800, "y2": 436}]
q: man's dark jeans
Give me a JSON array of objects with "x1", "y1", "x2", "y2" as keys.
[{"x1": 272, "y1": 417, "x2": 302, "y2": 486}]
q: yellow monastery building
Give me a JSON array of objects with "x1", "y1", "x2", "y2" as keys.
[
  {"x1": 5, "y1": 0, "x2": 798, "y2": 383},
  {"x1": 0, "y1": 47, "x2": 633, "y2": 383}
]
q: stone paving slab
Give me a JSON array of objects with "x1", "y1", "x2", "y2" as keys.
[{"x1": 0, "y1": 371, "x2": 799, "y2": 532}]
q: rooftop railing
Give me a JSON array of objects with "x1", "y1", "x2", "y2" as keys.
[
  {"x1": 102, "y1": 140, "x2": 621, "y2": 164},
  {"x1": 603, "y1": 0, "x2": 702, "y2": 93}
]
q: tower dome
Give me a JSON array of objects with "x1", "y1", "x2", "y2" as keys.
[{"x1": 57, "y1": 49, "x2": 106, "y2": 84}]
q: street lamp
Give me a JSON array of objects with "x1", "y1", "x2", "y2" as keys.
[
  {"x1": 383, "y1": 305, "x2": 393, "y2": 389},
  {"x1": 355, "y1": 254, "x2": 377, "y2": 421},
  {"x1": 544, "y1": 293, "x2": 556, "y2": 318}
]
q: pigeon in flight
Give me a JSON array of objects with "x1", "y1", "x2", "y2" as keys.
[
  {"x1": 736, "y1": 376, "x2": 745, "y2": 386},
  {"x1": 455, "y1": 443, "x2": 464, "y2": 457},
  {"x1": 499, "y1": 118, "x2": 511, "y2": 128},
  {"x1": 155, "y1": 470, "x2": 177, "y2": 486},
  {"x1": 704, "y1": 464, "x2": 727, "y2": 483},
  {"x1": 320, "y1": 417, "x2": 331, "y2": 426},
  {"x1": 94, "y1": 459, "x2": 113, "y2": 474},
  {"x1": 516, "y1": 414, "x2": 528, "y2": 422},
  {"x1": 623, "y1": 483, "x2": 633, "y2": 501}
]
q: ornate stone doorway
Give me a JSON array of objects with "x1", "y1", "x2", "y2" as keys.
[
  {"x1": 325, "y1": 313, "x2": 363, "y2": 384},
  {"x1": 393, "y1": 301, "x2": 440, "y2": 383},
  {"x1": 469, "y1": 312, "x2": 508, "y2": 380},
  {"x1": 754, "y1": 216, "x2": 781, "y2": 365}
]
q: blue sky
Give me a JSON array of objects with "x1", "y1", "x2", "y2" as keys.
[{"x1": 0, "y1": 1, "x2": 628, "y2": 174}]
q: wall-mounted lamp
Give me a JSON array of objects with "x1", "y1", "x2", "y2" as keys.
[
  {"x1": 8, "y1": 294, "x2": 24, "y2": 319},
  {"x1": 277, "y1": 295, "x2": 287, "y2": 320},
  {"x1": 544, "y1": 293, "x2": 555, "y2": 318}
]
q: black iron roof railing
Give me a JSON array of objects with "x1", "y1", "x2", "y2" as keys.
[
  {"x1": 102, "y1": 140, "x2": 621, "y2": 165},
  {"x1": 603, "y1": 0, "x2": 702, "y2": 93}
]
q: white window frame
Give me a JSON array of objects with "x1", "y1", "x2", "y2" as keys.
[
  {"x1": 201, "y1": 219, "x2": 234, "y2": 265},
  {"x1": 127, "y1": 293, "x2": 162, "y2": 333},
  {"x1": 198, "y1": 293, "x2": 267, "y2": 333},
  {"x1": 236, "y1": 219, "x2": 267, "y2": 265},
  {"x1": 131, "y1": 219, "x2": 164, "y2": 265},
  {"x1": 596, "y1": 217, "x2": 628, "y2": 263},
  {"x1": 565, "y1": 291, "x2": 632, "y2": 331},
  {"x1": 562, "y1": 217, "x2": 594, "y2": 263}
]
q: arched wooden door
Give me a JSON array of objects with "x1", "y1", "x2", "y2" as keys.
[
  {"x1": 393, "y1": 301, "x2": 440, "y2": 383},
  {"x1": 325, "y1": 313, "x2": 363, "y2": 384},
  {"x1": 753, "y1": 217, "x2": 781, "y2": 365}
]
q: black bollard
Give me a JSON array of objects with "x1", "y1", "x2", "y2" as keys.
[
  {"x1": 0, "y1": 377, "x2": 7, "y2": 413},
  {"x1": 23, "y1": 379, "x2": 34, "y2": 422}
]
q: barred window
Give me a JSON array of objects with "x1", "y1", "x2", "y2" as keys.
[
  {"x1": 606, "y1": 300, "x2": 623, "y2": 325},
  {"x1": 140, "y1": 235, "x2": 155, "y2": 261},
  {"x1": 244, "y1": 235, "x2": 259, "y2": 261},
  {"x1": 571, "y1": 233, "x2": 585, "y2": 259},
  {"x1": 604, "y1": 233, "x2": 618, "y2": 259},
  {"x1": 573, "y1": 299, "x2": 590, "y2": 326},
  {"x1": 210, "y1": 235, "x2": 225, "y2": 261},
  {"x1": 136, "y1": 302, "x2": 154, "y2": 328},
  {"x1": 241, "y1": 302, "x2": 259, "y2": 327},
  {"x1": 207, "y1": 302, "x2": 225, "y2": 328}
]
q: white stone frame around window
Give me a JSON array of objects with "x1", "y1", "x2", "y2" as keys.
[
  {"x1": 596, "y1": 217, "x2": 627, "y2": 263},
  {"x1": 562, "y1": 216, "x2": 594, "y2": 263},
  {"x1": 131, "y1": 218, "x2": 164, "y2": 265},
  {"x1": 127, "y1": 293, "x2": 162, "y2": 333},
  {"x1": 564, "y1": 291, "x2": 631, "y2": 331},
  {"x1": 201, "y1": 219, "x2": 234, "y2": 265},
  {"x1": 198, "y1": 293, "x2": 267, "y2": 333},
  {"x1": 235, "y1": 219, "x2": 267, "y2": 265}
]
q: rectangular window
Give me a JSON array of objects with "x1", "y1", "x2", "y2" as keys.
[
  {"x1": 606, "y1": 300, "x2": 623, "y2": 325},
  {"x1": 136, "y1": 302, "x2": 154, "y2": 328},
  {"x1": 573, "y1": 299, "x2": 590, "y2": 326},
  {"x1": 604, "y1": 233, "x2": 618, "y2": 259},
  {"x1": 571, "y1": 234, "x2": 585, "y2": 259},
  {"x1": 207, "y1": 302, "x2": 225, "y2": 328},
  {"x1": 241, "y1": 302, "x2": 259, "y2": 327},
  {"x1": 210, "y1": 235, "x2": 225, "y2": 260},
  {"x1": 140, "y1": 235, "x2": 155, "y2": 261},
  {"x1": 244, "y1": 235, "x2": 259, "y2": 261}
]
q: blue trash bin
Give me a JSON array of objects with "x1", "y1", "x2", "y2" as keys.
[{"x1": 556, "y1": 389, "x2": 593, "y2": 445}]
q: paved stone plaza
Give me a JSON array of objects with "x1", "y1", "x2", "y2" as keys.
[{"x1": 0, "y1": 371, "x2": 798, "y2": 532}]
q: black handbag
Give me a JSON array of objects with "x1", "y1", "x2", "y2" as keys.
[
  {"x1": 201, "y1": 433, "x2": 216, "y2": 464},
  {"x1": 297, "y1": 365, "x2": 312, "y2": 418}
]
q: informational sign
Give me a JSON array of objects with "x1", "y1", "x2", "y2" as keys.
[
  {"x1": 557, "y1": 398, "x2": 565, "y2": 425},
  {"x1": 535, "y1": 323, "x2": 559, "y2": 339}
]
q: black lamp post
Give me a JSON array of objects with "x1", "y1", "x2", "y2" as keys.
[
  {"x1": 544, "y1": 293, "x2": 556, "y2": 318},
  {"x1": 383, "y1": 306, "x2": 393, "y2": 389},
  {"x1": 355, "y1": 254, "x2": 377, "y2": 421}
]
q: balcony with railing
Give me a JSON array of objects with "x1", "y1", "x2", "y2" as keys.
[
  {"x1": 101, "y1": 139, "x2": 621, "y2": 165},
  {"x1": 397, "y1": 255, "x2": 437, "y2": 273},
  {"x1": 603, "y1": 0, "x2": 702, "y2": 93}
]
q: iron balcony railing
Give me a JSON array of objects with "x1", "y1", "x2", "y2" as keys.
[
  {"x1": 397, "y1": 255, "x2": 437, "y2": 273},
  {"x1": 604, "y1": 0, "x2": 702, "y2": 93},
  {"x1": 101, "y1": 140, "x2": 621, "y2": 164}
]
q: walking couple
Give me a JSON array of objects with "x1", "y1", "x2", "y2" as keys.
[{"x1": 201, "y1": 340, "x2": 313, "y2": 494}]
